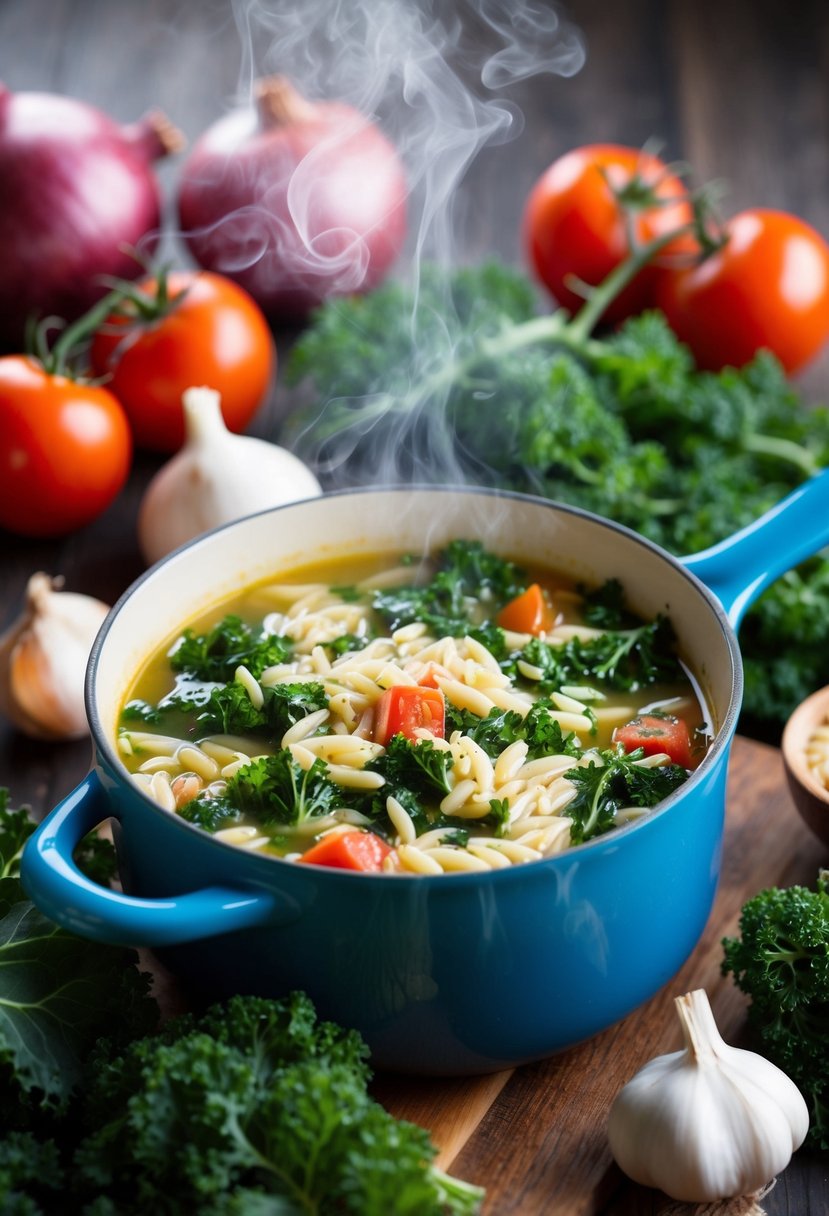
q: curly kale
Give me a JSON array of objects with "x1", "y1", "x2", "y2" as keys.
[
  {"x1": 521, "y1": 617, "x2": 681, "y2": 693},
  {"x1": 562, "y1": 747, "x2": 688, "y2": 843},
  {"x1": 722, "y1": 873, "x2": 829, "y2": 1149},
  {"x1": 170, "y1": 615, "x2": 292, "y2": 682},
  {"x1": 285, "y1": 262, "x2": 829, "y2": 736},
  {"x1": 33, "y1": 993, "x2": 483, "y2": 1215},
  {"x1": 372, "y1": 540, "x2": 526, "y2": 636},
  {"x1": 184, "y1": 753, "x2": 343, "y2": 835}
]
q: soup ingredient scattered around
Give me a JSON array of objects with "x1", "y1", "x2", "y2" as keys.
[
  {"x1": 607, "y1": 988, "x2": 809, "y2": 1203},
  {"x1": 722, "y1": 871, "x2": 829, "y2": 1150},
  {"x1": 176, "y1": 75, "x2": 408, "y2": 319},
  {"x1": 0, "y1": 792, "x2": 484, "y2": 1214},
  {"x1": 0, "y1": 573, "x2": 109, "y2": 741},
  {"x1": 121, "y1": 541, "x2": 700, "y2": 868},
  {"x1": 0, "y1": 352, "x2": 132, "y2": 538},
  {"x1": 523, "y1": 143, "x2": 693, "y2": 325},
  {"x1": 284, "y1": 260, "x2": 829, "y2": 736},
  {"x1": 654, "y1": 208, "x2": 829, "y2": 376},
  {"x1": 89, "y1": 269, "x2": 275, "y2": 452},
  {"x1": 137, "y1": 386, "x2": 322, "y2": 565},
  {"x1": 0, "y1": 84, "x2": 182, "y2": 348}
]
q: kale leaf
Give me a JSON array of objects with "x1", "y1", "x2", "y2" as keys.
[
  {"x1": 218, "y1": 753, "x2": 342, "y2": 828},
  {"x1": 521, "y1": 617, "x2": 680, "y2": 692},
  {"x1": 563, "y1": 748, "x2": 688, "y2": 843},
  {"x1": 373, "y1": 734, "x2": 454, "y2": 797},
  {"x1": 722, "y1": 873, "x2": 829, "y2": 1149},
  {"x1": 0, "y1": 791, "x2": 157, "y2": 1120},
  {"x1": 446, "y1": 703, "x2": 582, "y2": 762},
  {"x1": 70, "y1": 992, "x2": 484, "y2": 1215},
  {"x1": 192, "y1": 680, "x2": 327, "y2": 740},
  {"x1": 372, "y1": 540, "x2": 526, "y2": 635},
  {"x1": 170, "y1": 615, "x2": 292, "y2": 681}
]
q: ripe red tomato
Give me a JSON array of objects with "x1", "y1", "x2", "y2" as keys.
[
  {"x1": 654, "y1": 208, "x2": 829, "y2": 374},
  {"x1": 523, "y1": 144, "x2": 693, "y2": 324},
  {"x1": 0, "y1": 356, "x2": 131, "y2": 537},
  {"x1": 373, "y1": 686, "x2": 446, "y2": 747},
  {"x1": 90, "y1": 271, "x2": 275, "y2": 452}
]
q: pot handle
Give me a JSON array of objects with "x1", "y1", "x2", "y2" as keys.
[
  {"x1": 680, "y1": 469, "x2": 829, "y2": 628},
  {"x1": 20, "y1": 771, "x2": 284, "y2": 948}
]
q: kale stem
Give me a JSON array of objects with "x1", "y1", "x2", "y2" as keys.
[
  {"x1": 564, "y1": 222, "x2": 696, "y2": 344},
  {"x1": 583, "y1": 764, "x2": 614, "y2": 839},
  {"x1": 743, "y1": 432, "x2": 820, "y2": 477}
]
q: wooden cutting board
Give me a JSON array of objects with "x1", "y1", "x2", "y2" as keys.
[{"x1": 372, "y1": 737, "x2": 829, "y2": 1214}]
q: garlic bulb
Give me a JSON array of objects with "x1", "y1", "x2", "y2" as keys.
[
  {"x1": 0, "y1": 573, "x2": 109, "y2": 740},
  {"x1": 138, "y1": 386, "x2": 322, "y2": 566},
  {"x1": 607, "y1": 989, "x2": 809, "y2": 1205}
]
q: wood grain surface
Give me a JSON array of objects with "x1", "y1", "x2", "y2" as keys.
[{"x1": 1, "y1": 2, "x2": 829, "y2": 1212}]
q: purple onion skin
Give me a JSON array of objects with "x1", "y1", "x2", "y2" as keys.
[
  {"x1": 0, "y1": 85, "x2": 179, "y2": 349},
  {"x1": 177, "y1": 84, "x2": 408, "y2": 320}
]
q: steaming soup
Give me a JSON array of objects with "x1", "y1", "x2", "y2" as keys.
[{"x1": 118, "y1": 541, "x2": 711, "y2": 874}]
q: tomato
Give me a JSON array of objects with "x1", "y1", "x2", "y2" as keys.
[
  {"x1": 497, "y1": 583, "x2": 555, "y2": 636},
  {"x1": 0, "y1": 356, "x2": 131, "y2": 537},
  {"x1": 299, "y1": 829, "x2": 393, "y2": 872},
  {"x1": 373, "y1": 685, "x2": 446, "y2": 747},
  {"x1": 414, "y1": 661, "x2": 453, "y2": 689},
  {"x1": 654, "y1": 208, "x2": 829, "y2": 374},
  {"x1": 614, "y1": 713, "x2": 695, "y2": 770},
  {"x1": 523, "y1": 144, "x2": 693, "y2": 323},
  {"x1": 90, "y1": 271, "x2": 275, "y2": 452}
]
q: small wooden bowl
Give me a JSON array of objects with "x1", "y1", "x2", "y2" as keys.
[{"x1": 782, "y1": 685, "x2": 829, "y2": 850}]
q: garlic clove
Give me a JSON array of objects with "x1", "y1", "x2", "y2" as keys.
[
  {"x1": 138, "y1": 386, "x2": 322, "y2": 566},
  {"x1": 0, "y1": 573, "x2": 109, "y2": 741},
  {"x1": 607, "y1": 988, "x2": 809, "y2": 1204}
]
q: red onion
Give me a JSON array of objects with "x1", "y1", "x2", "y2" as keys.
[
  {"x1": 0, "y1": 84, "x2": 182, "y2": 348},
  {"x1": 176, "y1": 77, "x2": 407, "y2": 319}
]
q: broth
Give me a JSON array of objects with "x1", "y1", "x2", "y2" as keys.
[{"x1": 117, "y1": 542, "x2": 711, "y2": 874}]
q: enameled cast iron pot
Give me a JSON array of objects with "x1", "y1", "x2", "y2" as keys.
[{"x1": 20, "y1": 480, "x2": 829, "y2": 1074}]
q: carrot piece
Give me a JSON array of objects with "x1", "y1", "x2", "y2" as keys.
[
  {"x1": 496, "y1": 583, "x2": 555, "y2": 635},
  {"x1": 299, "y1": 829, "x2": 392, "y2": 871}
]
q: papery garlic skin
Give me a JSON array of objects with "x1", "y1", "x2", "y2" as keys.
[
  {"x1": 138, "y1": 386, "x2": 322, "y2": 566},
  {"x1": 607, "y1": 989, "x2": 809, "y2": 1203},
  {"x1": 0, "y1": 573, "x2": 109, "y2": 740}
]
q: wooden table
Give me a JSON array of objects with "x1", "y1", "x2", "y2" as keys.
[{"x1": 1, "y1": 1, "x2": 828, "y2": 1211}]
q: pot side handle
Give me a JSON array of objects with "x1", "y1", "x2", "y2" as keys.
[
  {"x1": 20, "y1": 772, "x2": 283, "y2": 948},
  {"x1": 680, "y1": 469, "x2": 829, "y2": 629}
]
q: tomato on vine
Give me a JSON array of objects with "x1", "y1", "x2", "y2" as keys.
[
  {"x1": 654, "y1": 208, "x2": 829, "y2": 374},
  {"x1": 90, "y1": 270, "x2": 275, "y2": 452},
  {"x1": 523, "y1": 143, "x2": 693, "y2": 324}
]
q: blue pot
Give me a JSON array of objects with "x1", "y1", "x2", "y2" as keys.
[{"x1": 20, "y1": 482, "x2": 829, "y2": 1074}]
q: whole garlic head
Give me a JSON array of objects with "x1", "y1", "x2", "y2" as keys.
[
  {"x1": 607, "y1": 988, "x2": 809, "y2": 1204},
  {"x1": 0, "y1": 573, "x2": 109, "y2": 740},
  {"x1": 138, "y1": 386, "x2": 322, "y2": 566}
]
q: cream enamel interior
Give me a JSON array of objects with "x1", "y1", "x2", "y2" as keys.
[{"x1": 90, "y1": 490, "x2": 739, "y2": 778}]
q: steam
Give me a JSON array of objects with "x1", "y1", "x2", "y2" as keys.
[
  {"x1": 225, "y1": 0, "x2": 586, "y2": 487},
  {"x1": 232, "y1": 0, "x2": 583, "y2": 268}
]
